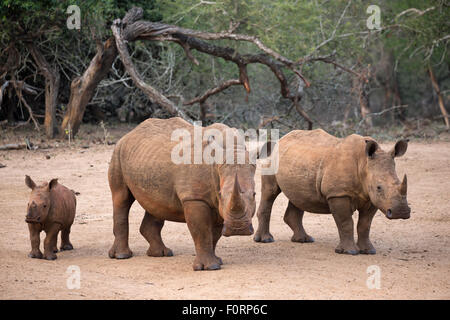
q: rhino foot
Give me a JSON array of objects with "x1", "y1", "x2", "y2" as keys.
[
  {"x1": 193, "y1": 256, "x2": 222, "y2": 271},
  {"x1": 60, "y1": 243, "x2": 74, "y2": 251},
  {"x1": 253, "y1": 232, "x2": 274, "y2": 243},
  {"x1": 335, "y1": 247, "x2": 359, "y2": 255},
  {"x1": 147, "y1": 246, "x2": 173, "y2": 257},
  {"x1": 116, "y1": 253, "x2": 133, "y2": 259},
  {"x1": 108, "y1": 246, "x2": 133, "y2": 259},
  {"x1": 28, "y1": 251, "x2": 43, "y2": 259},
  {"x1": 335, "y1": 242, "x2": 360, "y2": 255},
  {"x1": 193, "y1": 263, "x2": 221, "y2": 271},
  {"x1": 291, "y1": 234, "x2": 314, "y2": 243},
  {"x1": 359, "y1": 247, "x2": 376, "y2": 255},
  {"x1": 357, "y1": 241, "x2": 376, "y2": 254},
  {"x1": 43, "y1": 253, "x2": 57, "y2": 260}
]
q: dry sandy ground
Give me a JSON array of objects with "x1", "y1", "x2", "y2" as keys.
[{"x1": 0, "y1": 137, "x2": 449, "y2": 299}]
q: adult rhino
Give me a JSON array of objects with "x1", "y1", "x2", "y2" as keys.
[
  {"x1": 108, "y1": 117, "x2": 256, "y2": 270},
  {"x1": 254, "y1": 129, "x2": 410, "y2": 255}
]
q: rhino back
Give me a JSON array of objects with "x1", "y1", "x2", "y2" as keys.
[{"x1": 49, "y1": 183, "x2": 76, "y2": 227}]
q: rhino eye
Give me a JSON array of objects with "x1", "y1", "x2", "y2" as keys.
[
  {"x1": 253, "y1": 192, "x2": 256, "y2": 198},
  {"x1": 377, "y1": 186, "x2": 382, "y2": 191},
  {"x1": 43, "y1": 204, "x2": 47, "y2": 208}
]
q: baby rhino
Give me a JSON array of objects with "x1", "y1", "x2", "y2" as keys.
[{"x1": 25, "y1": 175, "x2": 76, "y2": 260}]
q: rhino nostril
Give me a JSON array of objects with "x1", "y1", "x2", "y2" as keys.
[{"x1": 387, "y1": 209, "x2": 392, "y2": 218}]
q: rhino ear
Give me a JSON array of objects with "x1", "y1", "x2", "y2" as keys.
[
  {"x1": 25, "y1": 175, "x2": 36, "y2": 190},
  {"x1": 48, "y1": 178, "x2": 59, "y2": 190},
  {"x1": 365, "y1": 140, "x2": 378, "y2": 159},
  {"x1": 391, "y1": 139, "x2": 409, "y2": 158}
]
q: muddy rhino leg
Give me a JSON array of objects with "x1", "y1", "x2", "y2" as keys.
[
  {"x1": 328, "y1": 197, "x2": 359, "y2": 255},
  {"x1": 109, "y1": 187, "x2": 135, "y2": 259},
  {"x1": 283, "y1": 201, "x2": 314, "y2": 243},
  {"x1": 140, "y1": 211, "x2": 173, "y2": 257},
  {"x1": 28, "y1": 224, "x2": 43, "y2": 259},
  {"x1": 60, "y1": 227, "x2": 74, "y2": 251},
  {"x1": 211, "y1": 223, "x2": 223, "y2": 265},
  {"x1": 184, "y1": 200, "x2": 221, "y2": 271},
  {"x1": 43, "y1": 224, "x2": 60, "y2": 260},
  {"x1": 357, "y1": 204, "x2": 378, "y2": 254},
  {"x1": 52, "y1": 232, "x2": 59, "y2": 253},
  {"x1": 254, "y1": 174, "x2": 280, "y2": 243}
]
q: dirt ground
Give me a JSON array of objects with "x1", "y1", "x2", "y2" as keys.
[{"x1": 0, "y1": 127, "x2": 449, "y2": 299}]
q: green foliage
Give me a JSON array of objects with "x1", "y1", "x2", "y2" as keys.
[
  {"x1": 0, "y1": 0, "x2": 448, "y2": 130},
  {"x1": 382, "y1": 0, "x2": 449, "y2": 64}
]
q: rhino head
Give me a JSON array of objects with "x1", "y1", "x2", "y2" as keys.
[
  {"x1": 25, "y1": 175, "x2": 57, "y2": 224},
  {"x1": 217, "y1": 165, "x2": 256, "y2": 236},
  {"x1": 206, "y1": 127, "x2": 256, "y2": 237},
  {"x1": 363, "y1": 139, "x2": 411, "y2": 219}
]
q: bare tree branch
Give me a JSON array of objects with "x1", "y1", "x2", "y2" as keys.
[
  {"x1": 12, "y1": 82, "x2": 40, "y2": 131},
  {"x1": 184, "y1": 79, "x2": 242, "y2": 105},
  {"x1": 111, "y1": 18, "x2": 192, "y2": 122},
  {"x1": 107, "y1": 7, "x2": 364, "y2": 129}
]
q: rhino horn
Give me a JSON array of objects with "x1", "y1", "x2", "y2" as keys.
[
  {"x1": 228, "y1": 173, "x2": 244, "y2": 213},
  {"x1": 400, "y1": 174, "x2": 407, "y2": 196}
]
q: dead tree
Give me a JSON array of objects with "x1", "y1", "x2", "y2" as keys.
[
  {"x1": 60, "y1": 37, "x2": 118, "y2": 138},
  {"x1": 7, "y1": 7, "x2": 361, "y2": 138},
  {"x1": 428, "y1": 65, "x2": 449, "y2": 129},
  {"x1": 110, "y1": 7, "x2": 359, "y2": 130},
  {"x1": 26, "y1": 42, "x2": 60, "y2": 138},
  {"x1": 0, "y1": 80, "x2": 40, "y2": 130}
]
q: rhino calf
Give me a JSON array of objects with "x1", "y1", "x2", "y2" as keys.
[
  {"x1": 25, "y1": 175, "x2": 76, "y2": 260},
  {"x1": 254, "y1": 129, "x2": 410, "y2": 255}
]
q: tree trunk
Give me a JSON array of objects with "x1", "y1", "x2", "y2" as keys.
[
  {"x1": 27, "y1": 43, "x2": 60, "y2": 138},
  {"x1": 60, "y1": 37, "x2": 117, "y2": 138},
  {"x1": 353, "y1": 74, "x2": 372, "y2": 127},
  {"x1": 359, "y1": 88, "x2": 372, "y2": 126},
  {"x1": 428, "y1": 65, "x2": 449, "y2": 129}
]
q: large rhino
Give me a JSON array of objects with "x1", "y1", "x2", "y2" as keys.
[
  {"x1": 254, "y1": 129, "x2": 410, "y2": 255},
  {"x1": 108, "y1": 117, "x2": 256, "y2": 270}
]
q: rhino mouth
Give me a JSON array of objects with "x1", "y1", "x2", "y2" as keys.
[
  {"x1": 25, "y1": 217, "x2": 41, "y2": 223},
  {"x1": 222, "y1": 223, "x2": 254, "y2": 237},
  {"x1": 386, "y1": 208, "x2": 411, "y2": 220}
]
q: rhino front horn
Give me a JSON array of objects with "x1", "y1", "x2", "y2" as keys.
[
  {"x1": 400, "y1": 174, "x2": 407, "y2": 196},
  {"x1": 228, "y1": 174, "x2": 244, "y2": 213}
]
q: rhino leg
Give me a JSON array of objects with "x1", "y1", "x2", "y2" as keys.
[
  {"x1": 43, "y1": 224, "x2": 60, "y2": 260},
  {"x1": 184, "y1": 200, "x2": 222, "y2": 271},
  {"x1": 283, "y1": 202, "x2": 314, "y2": 243},
  {"x1": 60, "y1": 227, "x2": 73, "y2": 251},
  {"x1": 28, "y1": 224, "x2": 43, "y2": 259},
  {"x1": 212, "y1": 223, "x2": 223, "y2": 265},
  {"x1": 357, "y1": 204, "x2": 377, "y2": 254},
  {"x1": 140, "y1": 211, "x2": 173, "y2": 257},
  {"x1": 254, "y1": 174, "x2": 280, "y2": 243},
  {"x1": 329, "y1": 197, "x2": 359, "y2": 255},
  {"x1": 108, "y1": 187, "x2": 135, "y2": 259}
]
